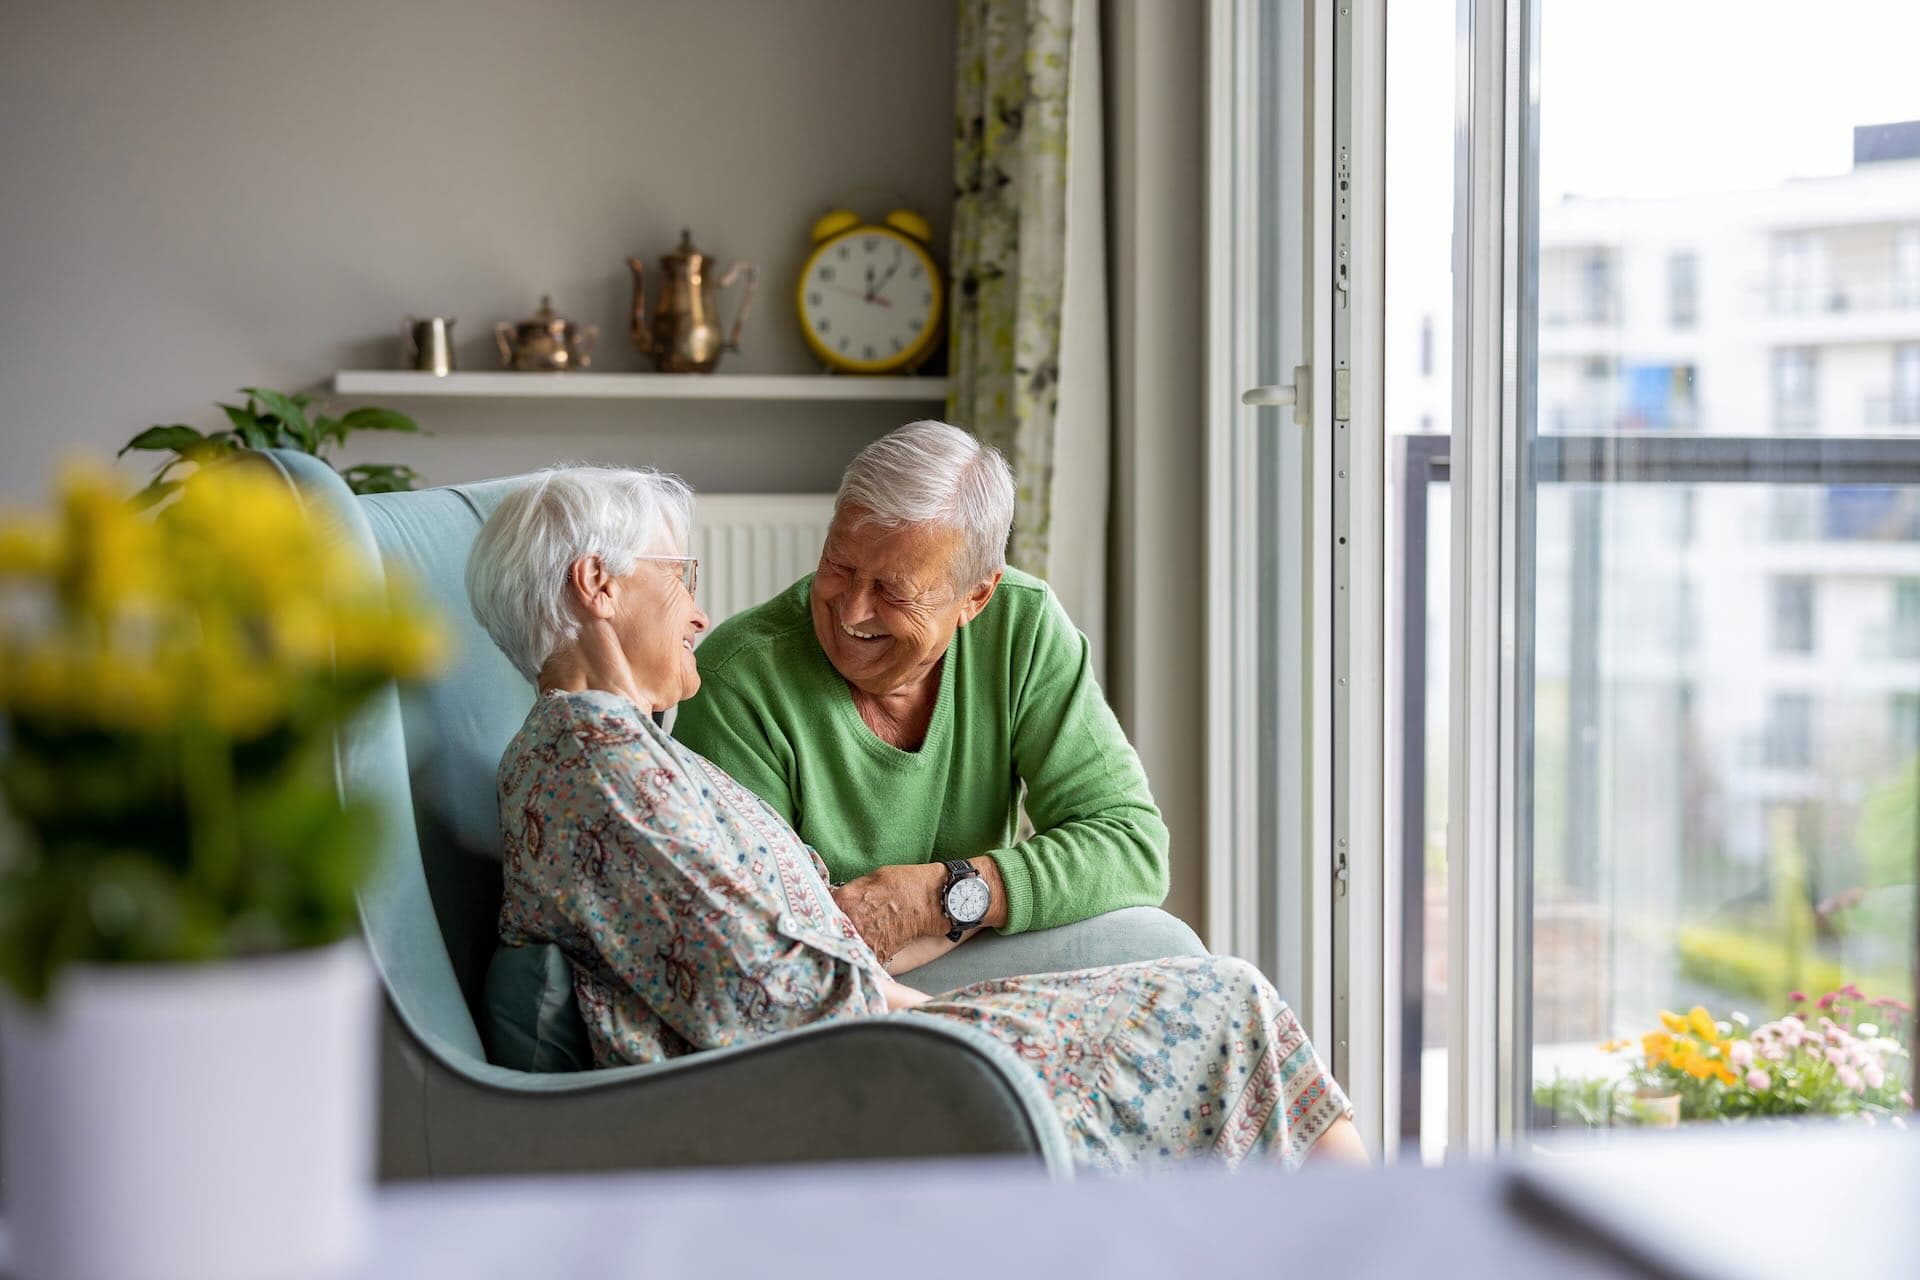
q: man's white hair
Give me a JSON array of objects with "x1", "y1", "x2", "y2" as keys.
[
  {"x1": 466, "y1": 465, "x2": 693, "y2": 682},
  {"x1": 834, "y1": 420, "x2": 1015, "y2": 589}
]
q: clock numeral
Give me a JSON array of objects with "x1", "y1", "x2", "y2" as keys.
[
  {"x1": 863, "y1": 345, "x2": 876, "y2": 360},
  {"x1": 818, "y1": 318, "x2": 831, "y2": 334},
  {"x1": 921, "y1": 292, "x2": 932, "y2": 306},
  {"x1": 838, "y1": 336, "x2": 850, "y2": 351},
  {"x1": 908, "y1": 317, "x2": 925, "y2": 331},
  {"x1": 808, "y1": 291, "x2": 822, "y2": 306},
  {"x1": 820, "y1": 266, "x2": 835, "y2": 282},
  {"x1": 862, "y1": 237, "x2": 878, "y2": 252},
  {"x1": 837, "y1": 245, "x2": 850, "y2": 261},
  {"x1": 908, "y1": 264, "x2": 923, "y2": 279},
  {"x1": 890, "y1": 337, "x2": 903, "y2": 352}
]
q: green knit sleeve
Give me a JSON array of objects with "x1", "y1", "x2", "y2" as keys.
[
  {"x1": 987, "y1": 586, "x2": 1171, "y2": 934},
  {"x1": 670, "y1": 667, "x2": 797, "y2": 824}
]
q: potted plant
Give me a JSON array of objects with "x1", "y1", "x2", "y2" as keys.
[
  {"x1": 118, "y1": 386, "x2": 423, "y2": 508},
  {"x1": 0, "y1": 463, "x2": 443, "y2": 1280},
  {"x1": 1535, "y1": 988, "x2": 1914, "y2": 1135}
]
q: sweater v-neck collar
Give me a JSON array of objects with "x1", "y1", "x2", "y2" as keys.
[{"x1": 827, "y1": 636, "x2": 958, "y2": 766}]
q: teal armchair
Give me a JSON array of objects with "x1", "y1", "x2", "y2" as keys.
[{"x1": 257, "y1": 450, "x2": 1207, "y2": 1180}]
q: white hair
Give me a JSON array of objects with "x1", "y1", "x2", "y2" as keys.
[
  {"x1": 835, "y1": 420, "x2": 1015, "y2": 588},
  {"x1": 466, "y1": 465, "x2": 693, "y2": 681}
]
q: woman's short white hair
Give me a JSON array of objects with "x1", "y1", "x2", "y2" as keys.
[
  {"x1": 835, "y1": 420, "x2": 1015, "y2": 588},
  {"x1": 466, "y1": 465, "x2": 693, "y2": 682}
]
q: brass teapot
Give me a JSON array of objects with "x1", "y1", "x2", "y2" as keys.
[
  {"x1": 628, "y1": 230, "x2": 758, "y2": 373},
  {"x1": 494, "y1": 295, "x2": 598, "y2": 372}
]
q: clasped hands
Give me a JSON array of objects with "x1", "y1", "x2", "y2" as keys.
[{"x1": 830, "y1": 857, "x2": 1004, "y2": 975}]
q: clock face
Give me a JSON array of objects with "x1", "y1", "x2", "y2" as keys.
[
  {"x1": 946, "y1": 874, "x2": 990, "y2": 924},
  {"x1": 800, "y1": 231, "x2": 940, "y2": 372}
]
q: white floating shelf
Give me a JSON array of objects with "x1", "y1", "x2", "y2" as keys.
[{"x1": 331, "y1": 371, "x2": 948, "y2": 401}]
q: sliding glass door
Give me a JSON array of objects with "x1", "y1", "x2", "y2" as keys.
[{"x1": 1398, "y1": 0, "x2": 1920, "y2": 1155}]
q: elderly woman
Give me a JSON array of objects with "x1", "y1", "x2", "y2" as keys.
[
  {"x1": 466, "y1": 465, "x2": 1363, "y2": 1171},
  {"x1": 674, "y1": 421, "x2": 1163, "y2": 971}
]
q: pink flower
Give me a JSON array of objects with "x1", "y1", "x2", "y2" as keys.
[
  {"x1": 1788, "y1": 990, "x2": 1807, "y2": 1003},
  {"x1": 1864, "y1": 1064, "x2": 1886, "y2": 1090},
  {"x1": 1729, "y1": 1041, "x2": 1755, "y2": 1068},
  {"x1": 1818, "y1": 993, "x2": 1837, "y2": 1011},
  {"x1": 1826, "y1": 1046, "x2": 1848, "y2": 1067},
  {"x1": 1762, "y1": 1045, "x2": 1787, "y2": 1062},
  {"x1": 1746, "y1": 1068, "x2": 1772, "y2": 1091},
  {"x1": 1840, "y1": 983, "x2": 1864, "y2": 1000},
  {"x1": 1838, "y1": 1066, "x2": 1864, "y2": 1093}
]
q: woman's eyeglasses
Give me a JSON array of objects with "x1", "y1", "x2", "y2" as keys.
[{"x1": 636, "y1": 555, "x2": 698, "y2": 601}]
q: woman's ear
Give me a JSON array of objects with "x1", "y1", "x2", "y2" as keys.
[{"x1": 565, "y1": 554, "x2": 619, "y2": 620}]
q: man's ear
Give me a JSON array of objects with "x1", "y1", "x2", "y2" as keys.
[
  {"x1": 956, "y1": 571, "x2": 1003, "y2": 627},
  {"x1": 565, "y1": 554, "x2": 619, "y2": 621}
]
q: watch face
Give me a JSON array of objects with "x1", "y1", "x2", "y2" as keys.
[
  {"x1": 946, "y1": 874, "x2": 991, "y2": 925},
  {"x1": 800, "y1": 230, "x2": 940, "y2": 371}
]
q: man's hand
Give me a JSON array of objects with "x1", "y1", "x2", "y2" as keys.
[{"x1": 831, "y1": 863, "x2": 945, "y2": 965}]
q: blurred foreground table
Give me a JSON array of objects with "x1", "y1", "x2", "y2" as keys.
[{"x1": 3, "y1": 1127, "x2": 1912, "y2": 1279}]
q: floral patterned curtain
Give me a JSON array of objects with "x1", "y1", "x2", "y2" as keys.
[{"x1": 948, "y1": 0, "x2": 1081, "y2": 584}]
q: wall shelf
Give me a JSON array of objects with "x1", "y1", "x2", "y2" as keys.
[{"x1": 331, "y1": 371, "x2": 949, "y2": 401}]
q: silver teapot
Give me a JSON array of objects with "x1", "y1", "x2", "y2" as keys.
[{"x1": 495, "y1": 296, "x2": 598, "y2": 372}]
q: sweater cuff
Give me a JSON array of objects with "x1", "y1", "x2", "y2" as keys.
[{"x1": 988, "y1": 848, "x2": 1034, "y2": 936}]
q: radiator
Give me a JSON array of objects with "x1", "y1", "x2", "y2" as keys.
[{"x1": 689, "y1": 494, "x2": 835, "y2": 635}]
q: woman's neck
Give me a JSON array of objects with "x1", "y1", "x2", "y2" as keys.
[{"x1": 537, "y1": 623, "x2": 666, "y2": 715}]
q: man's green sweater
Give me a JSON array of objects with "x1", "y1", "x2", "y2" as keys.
[{"x1": 671, "y1": 570, "x2": 1169, "y2": 935}]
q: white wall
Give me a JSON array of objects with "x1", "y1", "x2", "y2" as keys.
[{"x1": 0, "y1": 0, "x2": 954, "y2": 500}]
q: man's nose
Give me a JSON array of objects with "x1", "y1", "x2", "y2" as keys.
[{"x1": 843, "y1": 577, "x2": 879, "y2": 619}]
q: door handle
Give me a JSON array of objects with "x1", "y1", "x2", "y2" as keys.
[{"x1": 1239, "y1": 365, "x2": 1310, "y2": 427}]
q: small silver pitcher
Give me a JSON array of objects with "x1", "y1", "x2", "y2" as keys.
[{"x1": 404, "y1": 316, "x2": 457, "y2": 375}]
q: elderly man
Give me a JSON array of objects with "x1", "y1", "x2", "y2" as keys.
[{"x1": 673, "y1": 420, "x2": 1169, "y2": 970}]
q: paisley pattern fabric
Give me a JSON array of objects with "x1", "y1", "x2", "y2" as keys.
[{"x1": 499, "y1": 689, "x2": 1351, "y2": 1171}]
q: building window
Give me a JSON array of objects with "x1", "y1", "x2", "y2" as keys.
[
  {"x1": 1668, "y1": 251, "x2": 1698, "y2": 328},
  {"x1": 1894, "y1": 693, "x2": 1920, "y2": 756},
  {"x1": 1772, "y1": 575, "x2": 1815, "y2": 654},
  {"x1": 1581, "y1": 251, "x2": 1616, "y2": 324},
  {"x1": 1763, "y1": 693, "x2": 1815, "y2": 770},
  {"x1": 1893, "y1": 343, "x2": 1920, "y2": 426},
  {"x1": 1895, "y1": 579, "x2": 1920, "y2": 661},
  {"x1": 1768, "y1": 489, "x2": 1825, "y2": 542},
  {"x1": 1771, "y1": 233, "x2": 1826, "y2": 314},
  {"x1": 1772, "y1": 348, "x2": 1819, "y2": 431},
  {"x1": 1896, "y1": 228, "x2": 1920, "y2": 309},
  {"x1": 1419, "y1": 314, "x2": 1434, "y2": 378}
]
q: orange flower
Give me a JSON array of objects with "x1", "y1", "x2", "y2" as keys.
[
  {"x1": 1600, "y1": 1038, "x2": 1633, "y2": 1053},
  {"x1": 1643, "y1": 1031, "x2": 1675, "y2": 1065},
  {"x1": 1688, "y1": 1006, "x2": 1723, "y2": 1044},
  {"x1": 1659, "y1": 1010, "x2": 1690, "y2": 1035}
]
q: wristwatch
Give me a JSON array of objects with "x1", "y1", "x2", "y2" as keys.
[{"x1": 939, "y1": 859, "x2": 991, "y2": 942}]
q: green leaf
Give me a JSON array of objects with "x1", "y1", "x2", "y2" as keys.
[
  {"x1": 339, "y1": 463, "x2": 421, "y2": 494},
  {"x1": 128, "y1": 479, "x2": 185, "y2": 511},
  {"x1": 180, "y1": 434, "x2": 239, "y2": 464},
  {"x1": 340, "y1": 406, "x2": 419, "y2": 434},
  {"x1": 118, "y1": 424, "x2": 202, "y2": 457},
  {"x1": 236, "y1": 420, "x2": 274, "y2": 450},
  {"x1": 218, "y1": 402, "x2": 259, "y2": 434},
  {"x1": 312, "y1": 416, "x2": 348, "y2": 450},
  {"x1": 242, "y1": 388, "x2": 316, "y2": 452}
]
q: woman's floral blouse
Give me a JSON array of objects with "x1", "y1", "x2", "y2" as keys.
[{"x1": 499, "y1": 690, "x2": 1351, "y2": 1171}]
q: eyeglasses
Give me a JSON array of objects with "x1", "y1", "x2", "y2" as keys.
[{"x1": 636, "y1": 555, "x2": 698, "y2": 601}]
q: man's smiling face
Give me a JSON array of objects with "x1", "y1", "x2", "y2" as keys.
[{"x1": 808, "y1": 505, "x2": 979, "y2": 698}]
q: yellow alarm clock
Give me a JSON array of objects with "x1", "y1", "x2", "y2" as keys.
[{"x1": 796, "y1": 208, "x2": 944, "y2": 374}]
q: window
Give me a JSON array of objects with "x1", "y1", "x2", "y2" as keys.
[
  {"x1": 1763, "y1": 693, "x2": 1815, "y2": 770},
  {"x1": 1896, "y1": 227, "x2": 1920, "y2": 308},
  {"x1": 1581, "y1": 251, "x2": 1616, "y2": 324},
  {"x1": 1771, "y1": 348, "x2": 1819, "y2": 432},
  {"x1": 1668, "y1": 251, "x2": 1698, "y2": 328},
  {"x1": 1771, "y1": 576, "x2": 1816, "y2": 654},
  {"x1": 1894, "y1": 579, "x2": 1920, "y2": 660},
  {"x1": 1771, "y1": 234, "x2": 1827, "y2": 314},
  {"x1": 1889, "y1": 343, "x2": 1920, "y2": 426}
]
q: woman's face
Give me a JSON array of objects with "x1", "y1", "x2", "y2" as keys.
[
  {"x1": 613, "y1": 549, "x2": 708, "y2": 706},
  {"x1": 809, "y1": 506, "x2": 991, "y2": 698}
]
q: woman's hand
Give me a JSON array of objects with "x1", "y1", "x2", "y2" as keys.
[{"x1": 880, "y1": 976, "x2": 931, "y2": 1011}]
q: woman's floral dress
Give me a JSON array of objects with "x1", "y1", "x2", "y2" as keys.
[{"x1": 498, "y1": 689, "x2": 1351, "y2": 1171}]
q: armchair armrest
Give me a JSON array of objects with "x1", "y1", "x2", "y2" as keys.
[{"x1": 378, "y1": 1004, "x2": 1074, "y2": 1180}]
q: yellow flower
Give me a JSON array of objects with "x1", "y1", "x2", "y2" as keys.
[
  {"x1": 1659, "y1": 1010, "x2": 1690, "y2": 1035},
  {"x1": 1688, "y1": 1006, "x2": 1721, "y2": 1043},
  {"x1": 1600, "y1": 1038, "x2": 1634, "y2": 1053},
  {"x1": 1643, "y1": 1031, "x2": 1675, "y2": 1065},
  {"x1": 0, "y1": 518, "x2": 57, "y2": 576}
]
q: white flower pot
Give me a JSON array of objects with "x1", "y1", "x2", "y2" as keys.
[{"x1": 1, "y1": 940, "x2": 378, "y2": 1280}]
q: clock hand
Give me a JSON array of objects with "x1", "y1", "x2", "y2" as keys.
[
  {"x1": 831, "y1": 285, "x2": 890, "y2": 308},
  {"x1": 870, "y1": 248, "x2": 904, "y2": 300}
]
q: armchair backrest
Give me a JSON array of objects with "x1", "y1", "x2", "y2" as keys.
[{"x1": 261, "y1": 451, "x2": 534, "y2": 1062}]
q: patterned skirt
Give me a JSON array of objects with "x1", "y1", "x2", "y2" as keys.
[{"x1": 913, "y1": 955, "x2": 1351, "y2": 1172}]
